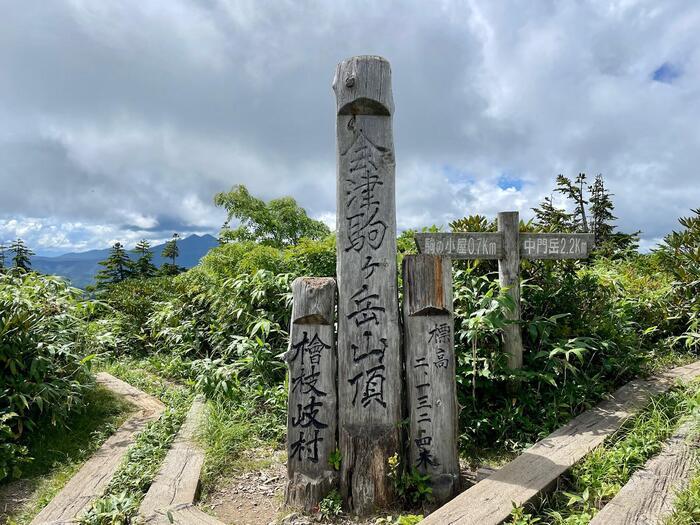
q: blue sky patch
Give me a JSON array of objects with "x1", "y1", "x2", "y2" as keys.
[
  {"x1": 498, "y1": 174, "x2": 524, "y2": 191},
  {"x1": 442, "y1": 164, "x2": 475, "y2": 185},
  {"x1": 652, "y1": 62, "x2": 682, "y2": 84}
]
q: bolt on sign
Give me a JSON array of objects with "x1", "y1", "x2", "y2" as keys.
[
  {"x1": 284, "y1": 277, "x2": 338, "y2": 511},
  {"x1": 415, "y1": 214, "x2": 594, "y2": 368},
  {"x1": 333, "y1": 55, "x2": 402, "y2": 514}
]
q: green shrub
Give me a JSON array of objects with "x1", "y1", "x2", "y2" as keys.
[
  {"x1": 283, "y1": 235, "x2": 336, "y2": 277},
  {"x1": 0, "y1": 271, "x2": 93, "y2": 481}
]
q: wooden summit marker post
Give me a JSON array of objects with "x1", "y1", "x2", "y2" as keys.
[
  {"x1": 284, "y1": 277, "x2": 338, "y2": 510},
  {"x1": 333, "y1": 55, "x2": 402, "y2": 514},
  {"x1": 415, "y1": 212, "x2": 594, "y2": 369},
  {"x1": 402, "y1": 254, "x2": 460, "y2": 505}
]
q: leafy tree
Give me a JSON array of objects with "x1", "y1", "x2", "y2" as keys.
[
  {"x1": 10, "y1": 238, "x2": 34, "y2": 271},
  {"x1": 95, "y1": 242, "x2": 132, "y2": 288},
  {"x1": 214, "y1": 185, "x2": 330, "y2": 247},
  {"x1": 555, "y1": 173, "x2": 589, "y2": 232},
  {"x1": 132, "y1": 239, "x2": 157, "y2": 278},
  {"x1": 656, "y1": 209, "x2": 700, "y2": 349}
]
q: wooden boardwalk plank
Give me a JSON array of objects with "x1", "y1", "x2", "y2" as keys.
[
  {"x1": 143, "y1": 503, "x2": 224, "y2": 524},
  {"x1": 422, "y1": 360, "x2": 700, "y2": 525},
  {"x1": 590, "y1": 419, "x2": 699, "y2": 524},
  {"x1": 31, "y1": 373, "x2": 164, "y2": 525},
  {"x1": 139, "y1": 396, "x2": 207, "y2": 517}
]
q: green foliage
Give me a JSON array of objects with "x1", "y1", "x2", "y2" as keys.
[
  {"x1": 78, "y1": 492, "x2": 137, "y2": 525},
  {"x1": 656, "y1": 208, "x2": 700, "y2": 351},
  {"x1": 95, "y1": 242, "x2": 132, "y2": 288},
  {"x1": 328, "y1": 448, "x2": 342, "y2": 471},
  {"x1": 215, "y1": 184, "x2": 330, "y2": 247},
  {"x1": 94, "y1": 276, "x2": 178, "y2": 354},
  {"x1": 283, "y1": 235, "x2": 336, "y2": 277},
  {"x1": 388, "y1": 452, "x2": 434, "y2": 505},
  {"x1": 131, "y1": 239, "x2": 157, "y2": 278},
  {"x1": 161, "y1": 234, "x2": 180, "y2": 265},
  {"x1": 375, "y1": 515, "x2": 425, "y2": 525},
  {"x1": 9, "y1": 238, "x2": 34, "y2": 271},
  {"x1": 4, "y1": 387, "x2": 133, "y2": 524},
  {"x1": 0, "y1": 271, "x2": 94, "y2": 481},
  {"x1": 319, "y1": 489, "x2": 343, "y2": 519}
]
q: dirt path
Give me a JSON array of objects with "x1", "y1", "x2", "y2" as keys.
[
  {"x1": 198, "y1": 448, "x2": 489, "y2": 525},
  {"x1": 199, "y1": 449, "x2": 287, "y2": 525},
  {"x1": 0, "y1": 479, "x2": 35, "y2": 525}
]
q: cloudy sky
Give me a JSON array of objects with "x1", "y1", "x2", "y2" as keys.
[{"x1": 1, "y1": 1, "x2": 698, "y2": 255}]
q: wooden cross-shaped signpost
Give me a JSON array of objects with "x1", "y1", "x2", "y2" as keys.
[{"x1": 415, "y1": 211, "x2": 594, "y2": 368}]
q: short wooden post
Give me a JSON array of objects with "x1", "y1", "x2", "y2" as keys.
[
  {"x1": 333, "y1": 55, "x2": 402, "y2": 514},
  {"x1": 402, "y1": 255, "x2": 460, "y2": 505},
  {"x1": 498, "y1": 211, "x2": 523, "y2": 369},
  {"x1": 284, "y1": 277, "x2": 338, "y2": 510}
]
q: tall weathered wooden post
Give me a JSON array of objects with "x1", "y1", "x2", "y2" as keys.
[
  {"x1": 498, "y1": 211, "x2": 523, "y2": 369},
  {"x1": 284, "y1": 277, "x2": 338, "y2": 510},
  {"x1": 402, "y1": 254, "x2": 460, "y2": 505},
  {"x1": 333, "y1": 55, "x2": 402, "y2": 514}
]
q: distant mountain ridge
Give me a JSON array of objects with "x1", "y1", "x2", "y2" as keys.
[{"x1": 32, "y1": 234, "x2": 219, "y2": 288}]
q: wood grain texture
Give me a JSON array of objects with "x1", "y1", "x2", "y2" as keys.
[
  {"x1": 140, "y1": 396, "x2": 207, "y2": 517},
  {"x1": 143, "y1": 503, "x2": 225, "y2": 525},
  {"x1": 334, "y1": 55, "x2": 401, "y2": 514},
  {"x1": 497, "y1": 212, "x2": 523, "y2": 369},
  {"x1": 31, "y1": 373, "x2": 164, "y2": 525},
  {"x1": 422, "y1": 360, "x2": 700, "y2": 525},
  {"x1": 590, "y1": 419, "x2": 700, "y2": 525},
  {"x1": 284, "y1": 277, "x2": 338, "y2": 510},
  {"x1": 414, "y1": 233, "x2": 503, "y2": 260},
  {"x1": 520, "y1": 233, "x2": 595, "y2": 260},
  {"x1": 403, "y1": 255, "x2": 460, "y2": 505}
]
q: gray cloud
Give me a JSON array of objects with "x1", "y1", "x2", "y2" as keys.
[{"x1": 1, "y1": 0, "x2": 699, "y2": 254}]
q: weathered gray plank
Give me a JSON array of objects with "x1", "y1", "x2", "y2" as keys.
[
  {"x1": 143, "y1": 503, "x2": 225, "y2": 525},
  {"x1": 334, "y1": 55, "x2": 402, "y2": 514},
  {"x1": 520, "y1": 233, "x2": 595, "y2": 260},
  {"x1": 140, "y1": 396, "x2": 207, "y2": 517},
  {"x1": 415, "y1": 232, "x2": 502, "y2": 259},
  {"x1": 284, "y1": 277, "x2": 338, "y2": 511},
  {"x1": 403, "y1": 255, "x2": 460, "y2": 505},
  {"x1": 590, "y1": 419, "x2": 700, "y2": 525},
  {"x1": 31, "y1": 373, "x2": 164, "y2": 525},
  {"x1": 422, "y1": 360, "x2": 700, "y2": 525},
  {"x1": 498, "y1": 212, "x2": 523, "y2": 369}
]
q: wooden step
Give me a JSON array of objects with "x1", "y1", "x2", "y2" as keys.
[
  {"x1": 143, "y1": 503, "x2": 225, "y2": 524},
  {"x1": 422, "y1": 360, "x2": 700, "y2": 525},
  {"x1": 139, "y1": 395, "x2": 207, "y2": 517},
  {"x1": 590, "y1": 419, "x2": 700, "y2": 524},
  {"x1": 31, "y1": 373, "x2": 164, "y2": 525}
]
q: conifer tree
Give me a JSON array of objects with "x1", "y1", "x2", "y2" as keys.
[
  {"x1": 10, "y1": 238, "x2": 34, "y2": 271},
  {"x1": 159, "y1": 234, "x2": 183, "y2": 276},
  {"x1": 95, "y1": 242, "x2": 132, "y2": 287},
  {"x1": 555, "y1": 173, "x2": 589, "y2": 232},
  {"x1": 161, "y1": 234, "x2": 180, "y2": 265},
  {"x1": 588, "y1": 174, "x2": 616, "y2": 245},
  {"x1": 132, "y1": 239, "x2": 157, "y2": 278},
  {"x1": 0, "y1": 243, "x2": 7, "y2": 272},
  {"x1": 532, "y1": 195, "x2": 574, "y2": 231}
]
